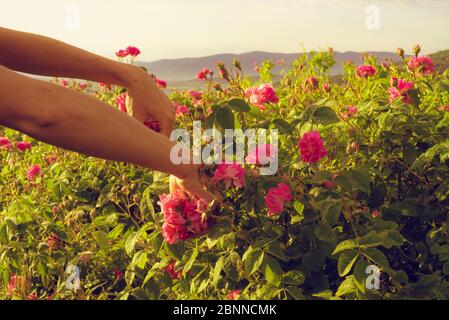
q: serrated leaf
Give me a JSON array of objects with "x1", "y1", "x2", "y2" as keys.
[{"x1": 338, "y1": 250, "x2": 359, "y2": 277}]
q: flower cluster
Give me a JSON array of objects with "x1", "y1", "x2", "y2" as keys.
[
  {"x1": 356, "y1": 65, "x2": 376, "y2": 78},
  {"x1": 116, "y1": 46, "x2": 141, "y2": 58},
  {"x1": 245, "y1": 84, "x2": 279, "y2": 110},
  {"x1": 388, "y1": 78, "x2": 414, "y2": 104},
  {"x1": 407, "y1": 56, "x2": 435, "y2": 76},
  {"x1": 213, "y1": 163, "x2": 245, "y2": 189},
  {"x1": 159, "y1": 192, "x2": 208, "y2": 244}
]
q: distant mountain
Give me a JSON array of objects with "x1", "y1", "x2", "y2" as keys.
[
  {"x1": 137, "y1": 51, "x2": 404, "y2": 81},
  {"x1": 429, "y1": 50, "x2": 449, "y2": 73}
]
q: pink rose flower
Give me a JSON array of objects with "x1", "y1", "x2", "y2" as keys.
[
  {"x1": 175, "y1": 104, "x2": 190, "y2": 117},
  {"x1": 115, "y1": 93, "x2": 128, "y2": 113},
  {"x1": 245, "y1": 144, "x2": 278, "y2": 166},
  {"x1": 407, "y1": 56, "x2": 435, "y2": 76},
  {"x1": 60, "y1": 79, "x2": 69, "y2": 87},
  {"x1": 125, "y1": 46, "x2": 141, "y2": 57},
  {"x1": 26, "y1": 165, "x2": 41, "y2": 181},
  {"x1": 356, "y1": 65, "x2": 376, "y2": 78},
  {"x1": 165, "y1": 262, "x2": 183, "y2": 280},
  {"x1": 227, "y1": 290, "x2": 241, "y2": 300},
  {"x1": 196, "y1": 67, "x2": 213, "y2": 81},
  {"x1": 265, "y1": 183, "x2": 293, "y2": 216},
  {"x1": 159, "y1": 192, "x2": 207, "y2": 244},
  {"x1": 244, "y1": 84, "x2": 279, "y2": 110},
  {"x1": 115, "y1": 49, "x2": 128, "y2": 58},
  {"x1": 341, "y1": 105, "x2": 358, "y2": 120},
  {"x1": 16, "y1": 141, "x2": 32, "y2": 152},
  {"x1": 188, "y1": 90, "x2": 203, "y2": 105},
  {"x1": 303, "y1": 77, "x2": 319, "y2": 91},
  {"x1": 388, "y1": 79, "x2": 414, "y2": 104},
  {"x1": 298, "y1": 131, "x2": 328, "y2": 164},
  {"x1": 0, "y1": 137, "x2": 12, "y2": 150},
  {"x1": 79, "y1": 82, "x2": 88, "y2": 90},
  {"x1": 213, "y1": 163, "x2": 245, "y2": 189},
  {"x1": 156, "y1": 79, "x2": 167, "y2": 89}
]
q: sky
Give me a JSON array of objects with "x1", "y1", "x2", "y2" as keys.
[{"x1": 1, "y1": 0, "x2": 449, "y2": 61}]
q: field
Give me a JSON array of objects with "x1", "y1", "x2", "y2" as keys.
[{"x1": 2, "y1": 46, "x2": 449, "y2": 300}]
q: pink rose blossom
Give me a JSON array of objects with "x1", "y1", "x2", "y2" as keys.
[
  {"x1": 46, "y1": 154, "x2": 58, "y2": 164},
  {"x1": 156, "y1": 79, "x2": 167, "y2": 89},
  {"x1": 159, "y1": 192, "x2": 207, "y2": 244},
  {"x1": 125, "y1": 46, "x2": 141, "y2": 57},
  {"x1": 188, "y1": 90, "x2": 203, "y2": 105},
  {"x1": 26, "y1": 165, "x2": 41, "y2": 181},
  {"x1": 16, "y1": 141, "x2": 32, "y2": 152},
  {"x1": 265, "y1": 183, "x2": 293, "y2": 216},
  {"x1": 196, "y1": 67, "x2": 213, "y2": 81},
  {"x1": 388, "y1": 79, "x2": 414, "y2": 104},
  {"x1": 341, "y1": 105, "x2": 358, "y2": 120},
  {"x1": 407, "y1": 56, "x2": 435, "y2": 76},
  {"x1": 175, "y1": 104, "x2": 190, "y2": 117},
  {"x1": 244, "y1": 84, "x2": 279, "y2": 110},
  {"x1": 79, "y1": 82, "x2": 88, "y2": 90},
  {"x1": 115, "y1": 93, "x2": 128, "y2": 113},
  {"x1": 0, "y1": 137, "x2": 12, "y2": 150},
  {"x1": 298, "y1": 131, "x2": 328, "y2": 164},
  {"x1": 245, "y1": 144, "x2": 278, "y2": 166},
  {"x1": 115, "y1": 50, "x2": 128, "y2": 58},
  {"x1": 165, "y1": 262, "x2": 183, "y2": 280},
  {"x1": 356, "y1": 65, "x2": 376, "y2": 78},
  {"x1": 213, "y1": 163, "x2": 245, "y2": 189},
  {"x1": 227, "y1": 290, "x2": 241, "y2": 300},
  {"x1": 60, "y1": 79, "x2": 69, "y2": 87}
]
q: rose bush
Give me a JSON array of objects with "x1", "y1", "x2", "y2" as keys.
[{"x1": 1, "y1": 46, "x2": 449, "y2": 300}]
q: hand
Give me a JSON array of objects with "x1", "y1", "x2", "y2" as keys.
[
  {"x1": 124, "y1": 66, "x2": 175, "y2": 137},
  {"x1": 169, "y1": 165, "x2": 217, "y2": 204}
]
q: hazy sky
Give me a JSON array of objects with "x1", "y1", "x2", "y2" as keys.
[{"x1": 1, "y1": 0, "x2": 449, "y2": 61}]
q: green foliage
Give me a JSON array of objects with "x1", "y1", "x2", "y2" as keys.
[{"x1": 1, "y1": 49, "x2": 449, "y2": 300}]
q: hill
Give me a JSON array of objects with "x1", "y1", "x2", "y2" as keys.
[{"x1": 137, "y1": 51, "x2": 403, "y2": 82}]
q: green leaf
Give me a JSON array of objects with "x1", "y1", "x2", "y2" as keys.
[
  {"x1": 215, "y1": 105, "x2": 235, "y2": 130},
  {"x1": 333, "y1": 239, "x2": 359, "y2": 255},
  {"x1": 262, "y1": 255, "x2": 283, "y2": 287},
  {"x1": 349, "y1": 170, "x2": 371, "y2": 193},
  {"x1": 242, "y1": 246, "x2": 265, "y2": 276},
  {"x1": 183, "y1": 249, "x2": 199, "y2": 276},
  {"x1": 226, "y1": 99, "x2": 251, "y2": 112},
  {"x1": 164, "y1": 241, "x2": 185, "y2": 261},
  {"x1": 132, "y1": 251, "x2": 148, "y2": 270},
  {"x1": 282, "y1": 270, "x2": 306, "y2": 286},
  {"x1": 338, "y1": 250, "x2": 359, "y2": 277},
  {"x1": 93, "y1": 230, "x2": 109, "y2": 249},
  {"x1": 286, "y1": 286, "x2": 305, "y2": 300},
  {"x1": 125, "y1": 232, "x2": 138, "y2": 256},
  {"x1": 312, "y1": 106, "x2": 339, "y2": 124},
  {"x1": 353, "y1": 259, "x2": 370, "y2": 293},
  {"x1": 336, "y1": 275, "x2": 357, "y2": 297},
  {"x1": 272, "y1": 118, "x2": 293, "y2": 134},
  {"x1": 315, "y1": 224, "x2": 337, "y2": 243},
  {"x1": 211, "y1": 257, "x2": 224, "y2": 287}
]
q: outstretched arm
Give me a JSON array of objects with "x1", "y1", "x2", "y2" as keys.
[
  {"x1": 0, "y1": 27, "x2": 174, "y2": 136},
  {"x1": 0, "y1": 66, "x2": 213, "y2": 202}
]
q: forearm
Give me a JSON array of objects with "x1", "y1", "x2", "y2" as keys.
[
  {"x1": 0, "y1": 27, "x2": 136, "y2": 87},
  {"x1": 0, "y1": 67, "x2": 191, "y2": 179}
]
